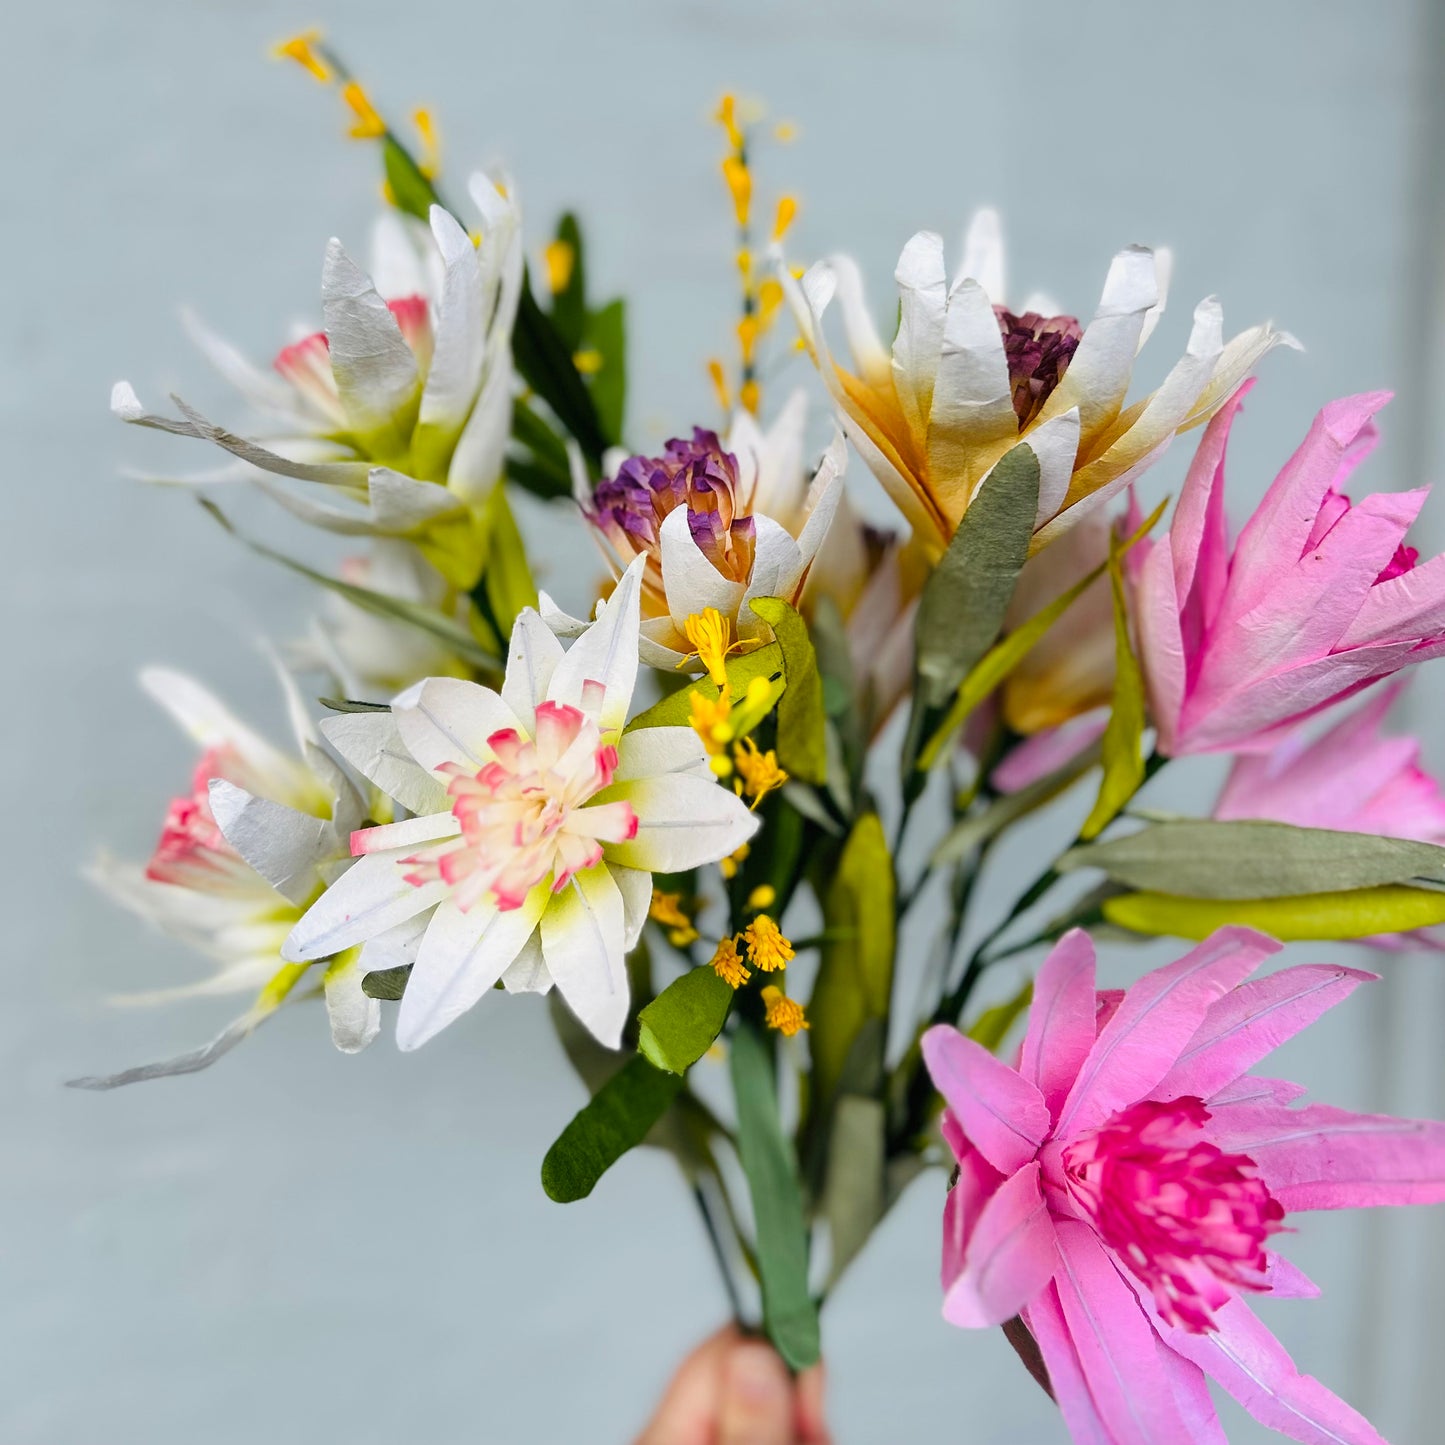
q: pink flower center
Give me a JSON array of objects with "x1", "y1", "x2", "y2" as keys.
[
  {"x1": 146, "y1": 745, "x2": 251, "y2": 891},
  {"x1": 994, "y1": 307, "x2": 1084, "y2": 428},
  {"x1": 1304, "y1": 489, "x2": 1418, "y2": 583},
  {"x1": 402, "y1": 701, "x2": 639, "y2": 913},
  {"x1": 1061, "y1": 1097, "x2": 1285, "y2": 1332}
]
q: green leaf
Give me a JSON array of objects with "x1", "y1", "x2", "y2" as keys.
[
  {"x1": 318, "y1": 697, "x2": 391, "y2": 714},
  {"x1": 361, "y1": 966, "x2": 410, "y2": 1001},
  {"x1": 1063, "y1": 819, "x2": 1445, "y2": 899},
  {"x1": 1079, "y1": 540, "x2": 1146, "y2": 839},
  {"x1": 637, "y1": 967, "x2": 734, "y2": 1075},
  {"x1": 918, "y1": 497, "x2": 1167, "y2": 770},
  {"x1": 381, "y1": 135, "x2": 437, "y2": 223},
  {"x1": 1103, "y1": 885, "x2": 1445, "y2": 941},
  {"x1": 729, "y1": 1023, "x2": 820, "y2": 1370},
  {"x1": 584, "y1": 298, "x2": 628, "y2": 444},
  {"x1": 965, "y1": 979, "x2": 1034, "y2": 1054},
  {"x1": 479, "y1": 485, "x2": 539, "y2": 635},
  {"x1": 541, "y1": 1054, "x2": 683, "y2": 1203},
  {"x1": 819, "y1": 1095, "x2": 886, "y2": 1287},
  {"x1": 513, "y1": 274, "x2": 611, "y2": 462},
  {"x1": 508, "y1": 397, "x2": 575, "y2": 501},
  {"x1": 747, "y1": 598, "x2": 827, "y2": 785},
  {"x1": 626, "y1": 642, "x2": 785, "y2": 731},
  {"x1": 808, "y1": 813, "x2": 895, "y2": 1114},
  {"x1": 549, "y1": 213, "x2": 588, "y2": 350}
]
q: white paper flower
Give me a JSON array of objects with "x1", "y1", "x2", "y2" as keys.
[
  {"x1": 110, "y1": 174, "x2": 520, "y2": 586},
  {"x1": 284, "y1": 556, "x2": 760, "y2": 1050}
]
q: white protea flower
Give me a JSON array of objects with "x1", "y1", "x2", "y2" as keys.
[
  {"x1": 284, "y1": 556, "x2": 760, "y2": 1050},
  {"x1": 781, "y1": 208, "x2": 1295, "y2": 558},
  {"x1": 544, "y1": 391, "x2": 844, "y2": 671},
  {"x1": 75, "y1": 666, "x2": 376, "y2": 1088},
  {"x1": 110, "y1": 174, "x2": 520, "y2": 588}
]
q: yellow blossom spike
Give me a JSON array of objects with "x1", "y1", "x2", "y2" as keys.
[
  {"x1": 722, "y1": 155, "x2": 752, "y2": 227},
  {"x1": 688, "y1": 688, "x2": 734, "y2": 755},
  {"x1": 737, "y1": 314, "x2": 761, "y2": 366},
  {"x1": 573, "y1": 348, "x2": 603, "y2": 375},
  {"x1": 762, "y1": 985, "x2": 808, "y2": 1036},
  {"x1": 342, "y1": 81, "x2": 386, "y2": 139},
  {"x1": 743, "y1": 914, "x2": 794, "y2": 973},
  {"x1": 544, "y1": 238, "x2": 575, "y2": 296},
  {"x1": 733, "y1": 737, "x2": 788, "y2": 807},
  {"x1": 681, "y1": 608, "x2": 740, "y2": 688},
  {"x1": 412, "y1": 107, "x2": 441, "y2": 178},
  {"x1": 720, "y1": 841, "x2": 751, "y2": 881},
  {"x1": 707, "y1": 358, "x2": 732, "y2": 413},
  {"x1": 380, "y1": 178, "x2": 397, "y2": 206},
  {"x1": 649, "y1": 889, "x2": 698, "y2": 947},
  {"x1": 739, "y1": 378, "x2": 761, "y2": 415},
  {"x1": 709, "y1": 937, "x2": 751, "y2": 989},
  {"x1": 746, "y1": 884, "x2": 777, "y2": 912},
  {"x1": 273, "y1": 31, "x2": 332, "y2": 84},
  {"x1": 772, "y1": 195, "x2": 799, "y2": 242},
  {"x1": 757, "y1": 277, "x2": 784, "y2": 326},
  {"x1": 736, "y1": 247, "x2": 753, "y2": 280},
  {"x1": 716, "y1": 93, "x2": 743, "y2": 152},
  {"x1": 710, "y1": 753, "x2": 734, "y2": 779}
]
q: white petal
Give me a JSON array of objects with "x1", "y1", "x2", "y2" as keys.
[
  {"x1": 208, "y1": 781, "x2": 333, "y2": 906},
  {"x1": 444, "y1": 338, "x2": 511, "y2": 504},
  {"x1": 546, "y1": 554, "x2": 646, "y2": 737},
  {"x1": 282, "y1": 852, "x2": 446, "y2": 961},
  {"x1": 367, "y1": 467, "x2": 467, "y2": 534},
  {"x1": 537, "y1": 591, "x2": 592, "y2": 640},
  {"x1": 358, "y1": 912, "x2": 428, "y2": 973},
  {"x1": 349, "y1": 811, "x2": 459, "y2": 856},
  {"x1": 501, "y1": 608, "x2": 565, "y2": 723},
  {"x1": 1137, "y1": 246, "x2": 1174, "y2": 352},
  {"x1": 659, "y1": 506, "x2": 746, "y2": 631},
  {"x1": 397, "y1": 891, "x2": 546, "y2": 1050},
  {"x1": 615, "y1": 727, "x2": 712, "y2": 782},
  {"x1": 324, "y1": 952, "x2": 382, "y2": 1053},
  {"x1": 610, "y1": 864, "x2": 652, "y2": 950},
  {"x1": 320, "y1": 711, "x2": 449, "y2": 817},
  {"x1": 367, "y1": 209, "x2": 428, "y2": 299},
  {"x1": 955, "y1": 207, "x2": 1006, "y2": 302},
  {"x1": 1007, "y1": 407, "x2": 1082, "y2": 525},
  {"x1": 603, "y1": 774, "x2": 761, "y2": 873},
  {"x1": 415, "y1": 206, "x2": 487, "y2": 457},
  {"x1": 500, "y1": 930, "x2": 552, "y2": 994},
  {"x1": 819, "y1": 254, "x2": 891, "y2": 385},
  {"x1": 179, "y1": 307, "x2": 302, "y2": 419},
  {"x1": 788, "y1": 432, "x2": 846, "y2": 578},
  {"x1": 891, "y1": 231, "x2": 948, "y2": 443},
  {"x1": 542, "y1": 865, "x2": 629, "y2": 1049},
  {"x1": 743, "y1": 388, "x2": 809, "y2": 528},
  {"x1": 739, "y1": 517, "x2": 803, "y2": 640},
  {"x1": 392, "y1": 676, "x2": 522, "y2": 773}
]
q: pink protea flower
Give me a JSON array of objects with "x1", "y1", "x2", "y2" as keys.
[
  {"x1": 922, "y1": 927, "x2": 1445, "y2": 1444},
  {"x1": 1134, "y1": 381, "x2": 1445, "y2": 756}
]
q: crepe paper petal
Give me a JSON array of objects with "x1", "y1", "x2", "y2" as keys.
[
  {"x1": 283, "y1": 853, "x2": 447, "y2": 962},
  {"x1": 392, "y1": 676, "x2": 523, "y2": 775},
  {"x1": 320, "y1": 711, "x2": 450, "y2": 819},
  {"x1": 1019, "y1": 930, "x2": 1099, "y2": 1122},
  {"x1": 323, "y1": 950, "x2": 381, "y2": 1054},
  {"x1": 546, "y1": 555, "x2": 645, "y2": 739},
  {"x1": 207, "y1": 781, "x2": 332, "y2": 907},
  {"x1": 599, "y1": 774, "x2": 759, "y2": 875},
  {"x1": 541, "y1": 864, "x2": 629, "y2": 1049}
]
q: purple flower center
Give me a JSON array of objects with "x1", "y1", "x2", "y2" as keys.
[{"x1": 995, "y1": 307, "x2": 1084, "y2": 429}]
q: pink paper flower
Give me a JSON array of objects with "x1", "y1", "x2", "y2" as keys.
[
  {"x1": 1134, "y1": 382, "x2": 1445, "y2": 756},
  {"x1": 922, "y1": 927, "x2": 1445, "y2": 1444}
]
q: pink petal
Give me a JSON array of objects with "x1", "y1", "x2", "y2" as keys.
[
  {"x1": 1210, "y1": 1100, "x2": 1445, "y2": 1211},
  {"x1": 1051, "y1": 1221, "x2": 1193, "y2": 1442},
  {"x1": 1152, "y1": 1332, "x2": 1230, "y2": 1444},
  {"x1": 922, "y1": 1026, "x2": 1052, "y2": 1176},
  {"x1": 991, "y1": 711, "x2": 1108, "y2": 794},
  {"x1": 1209, "y1": 1074, "x2": 1310, "y2": 1108},
  {"x1": 1153, "y1": 964, "x2": 1375, "y2": 1103},
  {"x1": 1156, "y1": 1295, "x2": 1387, "y2": 1445},
  {"x1": 1019, "y1": 928, "x2": 1099, "y2": 1121},
  {"x1": 1339, "y1": 547, "x2": 1445, "y2": 648},
  {"x1": 1022, "y1": 1284, "x2": 1113, "y2": 1445},
  {"x1": 1134, "y1": 535, "x2": 1187, "y2": 756},
  {"x1": 942, "y1": 1163, "x2": 1059, "y2": 1329},
  {"x1": 1264, "y1": 1252, "x2": 1321, "y2": 1300},
  {"x1": 940, "y1": 1124, "x2": 1006, "y2": 1291},
  {"x1": 1056, "y1": 927, "x2": 1278, "y2": 1139}
]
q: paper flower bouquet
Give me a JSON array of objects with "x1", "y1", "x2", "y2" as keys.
[{"x1": 84, "y1": 34, "x2": 1445, "y2": 1443}]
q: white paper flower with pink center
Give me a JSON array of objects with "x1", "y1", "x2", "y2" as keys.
[{"x1": 283, "y1": 556, "x2": 760, "y2": 1050}]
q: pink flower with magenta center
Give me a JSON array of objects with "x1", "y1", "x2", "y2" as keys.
[
  {"x1": 397, "y1": 701, "x2": 638, "y2": 913},
  {"x1": 146, "y1": 744, "x2": 256, "y2": 891}
]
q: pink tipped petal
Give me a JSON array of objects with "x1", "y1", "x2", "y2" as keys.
[
  {"x1": 1340, "y1": 548, "x2": 1445, "y2": 649},
  {"x1": 922, "y1": 1026, "x2": 1052, "y2": 1176},
  {"x1": 1210, "y1": 1100, "x2": 1445, "y2": 1212},
  {"x1": 1156, "y1": 1296, "x2": 1387, "y2": 1445},
  {"x1": 1170, "y1": 380, "x2": 1249, "y2": 621},
  {"x1": 1057, "y1": 927, "x2": 1279, "y2": 1139},
  {"x1": 349, "y1": 811, "x2": 459, "y2": 857},
  {"x1": 392, "y1": 677, "x2": 522, "y2": 774},
  {"x1": 1051, "y1": 1222, "x2": 1193, "y2": 1443},
  {"x1": 1154, "y1": 964, "x2": 1376, "y2": 1103},
  {"x1": 599, "y1": 774, "x2": 760, "y2": 874},
  {"x1": 1019, "y1": 929, "x2": 1099, "y2": 1120},
  {"x1": 282, "y1": 853, "x2": 447, "y2": 962},
  {"x1": 1022, "y1": 1285, "x2": 1113, "y2": 1445},
  {"x1": 940, "y1": 1123, "x2": 1008, "y2": 1291},
  {"x1": 942, "y1": 1162, "x2": 1059, "y2": 1329}
]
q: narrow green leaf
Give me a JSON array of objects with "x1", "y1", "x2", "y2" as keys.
[
  {"x1": 918, "y1": 497, "x2": 1167, "y2": 770},
  {"x1": 1103, "y1": 885, "x2": 1445, "y2": 941},
  {"x1": 626, "y1": 643, "x2": 785, "y2": 732},
  {"x1": 808, "y1": 814, "x2": 895, "y2": 1114},
  {"x1": 584, "y1": 298, "x2": 628, "y2": 444},
  {"x1": 819, "y1": 1095, "x2": 886, "y2": 1287},
  {"x1": 1063, "y1": 819, "x2": 1445, "y2": 899},
  {"x1": 730, "y1": 1023, "x2": 820, "y2": 1370},
  {"x1": 541, "y1": 1054, "x2": 683, "y2": 1203},
  {"x1": 479, "y1": 485, "x2": 539, "y2": 635},
  {"x1": 549, "y1": 213, "x2": 588, "y2": 350},
  {"x1": 965, "y1": 979, "x2": 1034, "y2": 1054},
  {"x1": 1079, "y1": 540, "x2": 1145, "y2": 839},
  {"x1": 637, "y1": 967, "x2": 734, "y2": 1075},
  {"x1": 361, "y1": 965, "x2": 410, "y2": 1001},
  {"x1": 747, "y1": 598, "x2": 827, "y2": 785},
  {"x1": 509, "y1": 397, "x2": 575, "y2": 501},
  {"x1": 513, "y1": 274, "x2": 611, "y2": 461},
  {"x1": 318, "y1": 697, "x2": 391, "y2": 714},
  {"x1": 381, "y1": 135, "x2": 436, "y2": 223}
]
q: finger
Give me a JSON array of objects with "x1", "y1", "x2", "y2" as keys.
[
  {"x1": 717, "y1": 1340, "x2": 794, "y2": 1445},
  {"x1": 795, "y1": 1361, "x2": 831, "y2": 1444},
  {"x1": 634, "y1": 1327, "x2": 736, "y2": 1445}
]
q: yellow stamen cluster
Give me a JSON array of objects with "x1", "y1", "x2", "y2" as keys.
[
  {"x1": 273, "y1": 31, "x2": 331, "y2": 83},
  {"x1": 648, "y1": 890, "x2": 699, "y2": 948},
  {"x1": 709, "y1": 937, "x2": 751, "y2": 989},
  {"x1": 341, "y1": 81, "x2": 386, "y2": 139},
  {"x1": 761, "y1": 985, "x2": 809, "y2": 1037},
  {"x1": 733, "y1": 737, "x2": 788, "y2": 807},
  {"x1": 413, "y1": 107, "x2": 441, "y2": 178},
  {"x1": 745, "y1": 884, "x2": 777, "y2": 912},
  {"x1": 709, "y1": 94, "x2": 801, "y2": 417},
  {"x1": 680, "y1": 607, "x2": 746, "y2": 687},
  {"x1": 720, "y1": 842, "x2": 751, "y2": 881},
  {"x1": 743, "y1": 914, "x2": 795, "y2": 973},
  {"x1": 544, "y1": 238, "x2": 576, "y2": 296},
  {"x1": 573, "y1": 349, "x2": 603, "y2": 375},
  {"x1": 688, "y1": 672, "x2": 777, "y2": 783}
]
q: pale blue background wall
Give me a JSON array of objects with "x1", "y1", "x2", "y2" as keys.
[{"x1": 7, "y1": 1, "x2": 1445, "y2": 1441}]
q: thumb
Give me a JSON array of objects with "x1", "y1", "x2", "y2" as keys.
[{"x1": 717, "y1": 1340, "x2": 795, "y2": 1445}]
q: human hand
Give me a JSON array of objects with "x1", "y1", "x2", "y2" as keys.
[{"x1": 635, "y1": 1325, "x2": 831, "y2": 1445}]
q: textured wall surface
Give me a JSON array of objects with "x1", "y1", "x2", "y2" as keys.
[{"x1": 6, "y1": 1, "x2": 1443, "y2": 1440}]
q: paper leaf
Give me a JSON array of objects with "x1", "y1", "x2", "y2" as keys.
[
  {"x1": 1103, "y1": 885, "x2": 1445, "y2": 941},
  {"x1": 584, "y1": 298, "x2": 628, "y2": 445},
  {"x1": 478, "y1": 484, "x2": 539, "y2": 636},
  {"x1": 729, "y1": 1022, "x2": 821, "y2": 1370},
  {"x1": 747, "y1": 598, "x2": 827, "y2": 785},
  {"x1": 1063, "y1": 819, "x2": 1445, "y2": 899},
  {"x1": 381, "y1": 135, "x2": 436, "y2": 223},
  {"x1": 362, "y1": 965, "x2": 411, "y2": 1001},
  {"x1": 637, "y1": 966, "x2": 734, "y2": 1075},
  {"x1": 626, "y1": 642, "x2": 785, "y2": 732},
  {"x1": 540, "y1": 1054, "x2": 682, "y2": 1202},
  {"x1": 819, "y1": 1095, "x2": 886, "y2": 1287},
  {"x1": 549, "y1": 212, "x2": 588, "y2": 350},
  {"x1": 1079, "y1": 540, "x2": 1146, "y2": 839},
  {"x1": 514, "y1": 275, "x2": 612, "y2": 461},
  {"x1": 965, "y1": 979, "x2": 1035, "y2": 1054}
]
